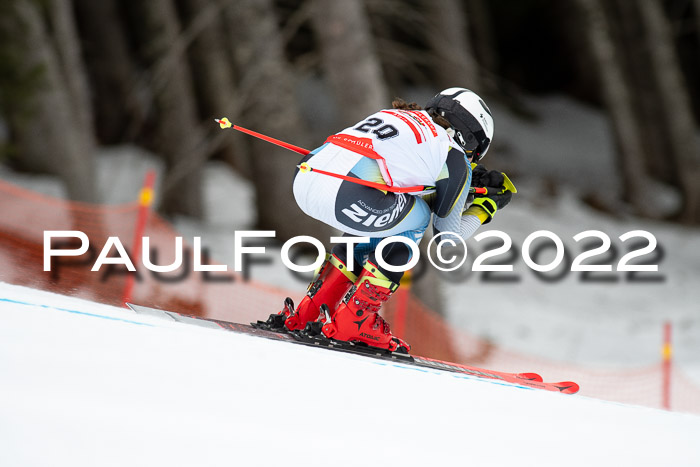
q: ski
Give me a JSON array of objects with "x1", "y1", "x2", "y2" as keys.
[{"x1": 126, "y1": 303, "x2": 579, "y2": 395}]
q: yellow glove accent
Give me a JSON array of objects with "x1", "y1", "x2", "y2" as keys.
[
  {"x1": 464, "y1": 205, "x2": 491, "y2": 224},
  {"x1": 467, "y1": 197, "x2": 498, "y2": 224}
]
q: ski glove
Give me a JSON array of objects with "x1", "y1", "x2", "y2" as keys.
[{"x1": 465, "y1": 164, "x2": 517, "y2": 224}]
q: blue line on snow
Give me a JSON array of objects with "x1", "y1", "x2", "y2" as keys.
[
  {"x1": 385, "y1": 360, "x2": 532, "y2": 390},
  {"x1": 0, "y1": 297, "x2": 552, "y2": 393},
  {"x1": 0, "y1": 297, "x2": 153, "y2": 327}
]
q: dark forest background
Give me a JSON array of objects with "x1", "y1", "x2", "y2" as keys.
[{"x1": 1, "y1": 0, "x2": 699, "y2": 236}]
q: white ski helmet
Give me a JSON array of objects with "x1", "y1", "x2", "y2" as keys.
[{"x1": 425, "y1": 87, "x2": 494, "y2": 161}]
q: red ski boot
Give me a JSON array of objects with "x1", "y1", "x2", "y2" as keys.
[
  {"x1": 258, "y1": 254, "x2": 357, "y2": 331},
  {"x1": 321, "y1": 263, "x2": 410, "y2": 353}
]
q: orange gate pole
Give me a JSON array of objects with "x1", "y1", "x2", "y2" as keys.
[
  {"x1": 121, "y1": 170, "x2": 156, "y2": 307},
  {"x1": 662, "y1": 321, "x2": 672, "y2": 410}
]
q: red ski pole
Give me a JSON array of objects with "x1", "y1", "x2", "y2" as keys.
[{"x1": 215, "y1": 118, "x2": 310, "y2": 156}]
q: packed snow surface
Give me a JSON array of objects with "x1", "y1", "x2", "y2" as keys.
[{"x1": 1, "y1": 282, "x2": 699, "y2": 467}]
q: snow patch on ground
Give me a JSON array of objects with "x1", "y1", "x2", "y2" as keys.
[{"x1": 1, "y1": 281, "x2": 699, "y2": 467}]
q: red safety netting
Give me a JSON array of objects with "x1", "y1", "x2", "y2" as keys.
[
  {"x1": 1, "y1": 178, "x2": 699, "y2": 414},
  {"x1": 382, "y1": 298, "x2": 700, "y2": 414}
]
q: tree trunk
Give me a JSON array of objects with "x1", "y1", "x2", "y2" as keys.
[
  {"x1": 130, "y1": 0, "x2": 204, "y2": 218},
  {"x1": 178, "y1": 0, "x2": 235, "y2": 119},
  {"x1": 694, "y1": 0, "x2": 700, "y2": 50},
  {"x1": 637, "y1": 0, "x2": 700, "y2": 223},
  {"x1": 1, "y1": 0, "x2": 97, "y2": 202},
  {"x1": 52, "y1": 0, "x2": 95, "y2": 144},
  {"x1": 612, "y1": 0, "x2": 674, "y2": 183},
  {"x1": 178, "y1": 0, "x2": 248, "y2": 175},
  {"x1": 225, "y1": 0, "x2": 335, "y2": 241},
  {"x1": 73, "y1": 0, "x2": 142, "y2": 144},
  {"x1": 465, "y1": 0, "x2": 498, "y2": 92},
  {"x1": 310, "y1": 0, "x2": 389, "y2": 125},
  {"x1": 574, "y1": 0, "x2": 649, "y2": 214},
  {"x1": 423, "y1": 0, "x2": 481, "y2": 91}
]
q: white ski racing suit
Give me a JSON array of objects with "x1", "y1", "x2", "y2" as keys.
[{"x1": 293, "y1": 108, "x2": 482, "y2": 248}]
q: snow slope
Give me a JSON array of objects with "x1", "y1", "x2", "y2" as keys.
[{"x1": 1, "y1": 282, "x2": 699, "y2": 467}]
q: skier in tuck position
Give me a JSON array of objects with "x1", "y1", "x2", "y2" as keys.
[{"x1": 262, "y1": 87, "x2": 516, "y2": 353}]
